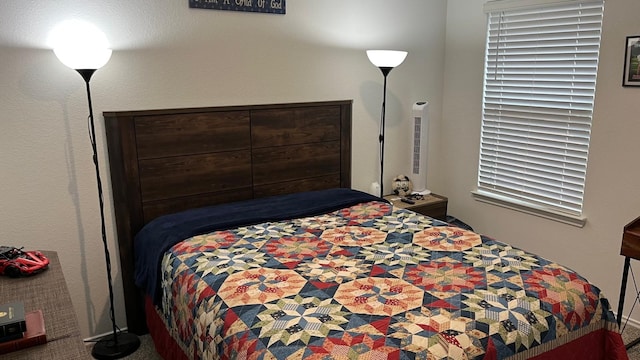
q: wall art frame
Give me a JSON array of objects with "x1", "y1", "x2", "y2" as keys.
[
  {"x1": 189, "y1": 0, "x2": 285, "y2": 14},
  {"x1": 623, "y1": 35, "x2": 640, "y2": 87}
]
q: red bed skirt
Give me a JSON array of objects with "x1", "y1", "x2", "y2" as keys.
[
  {"x1": 145, "y1": 296, "x2": 189, "y2": 360},
  {"x1": 527, "y1": 328, "x2": 628, "y2": 360},
  {"x1": 144, "y1": 296, "x2": 628, "y2": 360}
]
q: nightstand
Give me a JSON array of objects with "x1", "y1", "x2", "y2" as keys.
[
  {"x1": 384, "y1": 193, "x2": 448, "y2": 221},
  {"x1": 0, "y1": 251, "x2": 89, "y2": 359},
  {"x1": 618, "y1": 216, "x2": 640, "y2": 349}
]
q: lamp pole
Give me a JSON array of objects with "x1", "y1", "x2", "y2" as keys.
[
  {"x1": 77, "y1": 69, "x2": 141, "y2": 360},
  {"x1": 79, "y1": 68, "x2": 118, "y2": 344},
  {"x1": 378, "y1": 67, "x2": 392, "y2": 198}
]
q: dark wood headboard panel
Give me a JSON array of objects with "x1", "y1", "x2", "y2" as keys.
[{"x1": 104, "y1": 100, "x2": 352, "y2": 333}]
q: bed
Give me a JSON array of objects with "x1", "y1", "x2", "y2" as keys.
[{"x1": 104, "y1": 100, "x2": 627, "y2": 359}]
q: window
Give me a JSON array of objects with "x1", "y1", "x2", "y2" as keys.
[{"x1": 474, "y1": 0, "x2": 604, "y2": 227}]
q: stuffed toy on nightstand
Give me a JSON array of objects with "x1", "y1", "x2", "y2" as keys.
[{"x1": 392, "y1": 175, "x2": 413, "y2": 196}]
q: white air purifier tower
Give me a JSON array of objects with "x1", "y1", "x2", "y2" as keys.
[{"x1": 411, "y1": 101, "x2": 430, "y2": 195}]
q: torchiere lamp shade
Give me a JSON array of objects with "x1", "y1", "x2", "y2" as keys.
[
  {"x1": 54, "y1": 47, "x2": 112, "y2": 70},
  {"x1": 366, "y1": 50, "x2": 408, "y2": 69},
  {"x1": 51, "y1": 20, "x2": 112, "y2": 71}
]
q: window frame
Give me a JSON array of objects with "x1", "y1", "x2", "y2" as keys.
[{"x1": 473, "y1": 0, "x2": 605, "y2": 227}]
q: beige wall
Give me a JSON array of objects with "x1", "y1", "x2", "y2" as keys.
[
  {"x1": 443, "y1": 0, "x2": 640, "y2": 325},
  {"x1": 0, "y1": 1, "x2": 447, "y2": 338}
]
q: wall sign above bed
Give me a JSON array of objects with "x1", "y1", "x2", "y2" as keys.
[{"x1": 189, "y1": 0, "x2": 285, "y2": 14}]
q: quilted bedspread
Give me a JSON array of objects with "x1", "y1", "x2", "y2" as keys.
[{"x1": 158, "y1": 200, "x2": 624, "y2": 360}]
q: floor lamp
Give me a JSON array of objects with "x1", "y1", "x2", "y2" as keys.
[
  {"x1": 366, "y1": 50, "x2": 408, "y2": 198},
  {"x1": 53, "y1": 22, "x2": 140, "y2": 360}
]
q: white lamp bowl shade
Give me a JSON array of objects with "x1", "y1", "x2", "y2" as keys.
[
  {"x1": 50, "y1": 20, "x2": 112, "y2": 70},
  {"x1": 54, "y1": 47, "x2": 112, "y2": 70},
  {"x1": 366, "y1": 50, "x2": 408, "y2": 68}
]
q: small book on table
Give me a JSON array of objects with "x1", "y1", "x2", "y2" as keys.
[
  {"x1": 0, "y1": 310, "x2": 47, "y2": 354},
  {"x1": 0, "y1": 302, "x2": 26, "y2": 339}
]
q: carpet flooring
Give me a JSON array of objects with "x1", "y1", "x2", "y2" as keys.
[
  {"x1": 90, "y1": 326, "x2": 640, "y2": 359},
  {"x1": 622, "y1": 324, "x2": 640, "y2": 359},
  {"x1": 86, "y1": 334, "x2": 161, "y2": 360}
]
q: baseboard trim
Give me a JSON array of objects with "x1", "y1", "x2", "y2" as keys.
[
  {"x1": 83, "y1": 327, "x2": 130, "y2": 343},
  {"x1": 618, "y1": 314, "x2": 640, "y2": 329}
]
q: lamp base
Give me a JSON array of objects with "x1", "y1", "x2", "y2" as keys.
[{"x1": 91, "y1": 332, "x2": 140, "y2": 360}]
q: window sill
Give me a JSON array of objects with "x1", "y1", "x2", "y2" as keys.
[{"x1": 471, "y1": 190, "x2": 587, "y2": 228}]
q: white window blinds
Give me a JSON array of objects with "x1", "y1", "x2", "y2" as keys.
[{"x1": 477, "y1": 0, "x2": 604, "y2": 221}]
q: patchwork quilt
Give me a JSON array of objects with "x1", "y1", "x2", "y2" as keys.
[{"x1": 158, "y1": 200, "x2": 624, "y2": 359}]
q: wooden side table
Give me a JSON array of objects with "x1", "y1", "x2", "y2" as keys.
[
  {"x1": 0, "y1": 251, "x2": 90, "y2": 359},
  {"x1": 618, "y1": 216, "x2": 640, "y2": 349},
  {"x1": 384, "y1": 193, "x2": 448, "y2": 221}
]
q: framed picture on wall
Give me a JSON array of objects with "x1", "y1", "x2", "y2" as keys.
[
  {"x1": 189, "y1": 0, "x2": 285, "y2": 14},
  {"x1": 623, "y1": 35, "x2": 640, "y2": 87}
]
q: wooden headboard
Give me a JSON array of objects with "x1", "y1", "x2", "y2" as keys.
[{"x1": 104, "y1": 100, "x2": 353, "y2": 333}]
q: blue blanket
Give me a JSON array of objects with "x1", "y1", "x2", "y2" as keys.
[{"x1": 134, "y1": 188, "x2": 384, "y2": 303}]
